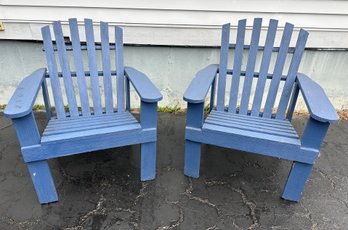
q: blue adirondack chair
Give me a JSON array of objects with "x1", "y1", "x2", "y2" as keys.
[
  {"x1": 4, "y1": 18, "x2": 162, "y2": 204},
  {"x1": 183, "y1": 18, "x2": 339, "y2": 202}
]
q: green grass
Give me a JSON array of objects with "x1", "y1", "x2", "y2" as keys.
[
  {"x1": 0, "y1": 104, "x2": 185, "y2": 113},
  {"x1": 0, "y1": 104, "x2": 46, "y2": 111},
  {"x1": 157, "y1": 103, "x2": 182, "y2": 113},
  {"x1": 33, "y1": 104, "x2": 46, "y2": 110}
]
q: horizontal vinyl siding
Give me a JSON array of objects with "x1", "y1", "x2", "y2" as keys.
[{"x1": 0, "y1": 0, "x2": 348, "y2": 47}]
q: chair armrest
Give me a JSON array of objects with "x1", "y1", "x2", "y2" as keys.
[
  {"x1": 297, "y1": 73, "x2": 339, "y2": 124},
  {"x1": 124, "y1": 67, "x2": 162, "y2": 103},
  {"x1": 4, "y1": 68, "x2": 47, "y2": 119},
  {"x1": 183, "y1": 64, "x2": 218, "y2": 103}
]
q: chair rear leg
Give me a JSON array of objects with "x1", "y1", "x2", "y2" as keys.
[
  {"x1": 281, "y1": 161, "x2": 313, "y2": 202},
  {"x1": 27, "y1": 160, "x2": 58, "y2": 204},
  {"x1": 141, "y1": 141, "x2": 156, "y2": 181},
  {"x1": 184, "y1": 140, "x2": 201, "y2": 178}
]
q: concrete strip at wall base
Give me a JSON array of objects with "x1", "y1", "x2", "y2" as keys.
[{"x1": 0, "y1": 40, "x2": 347, "y2": 111}]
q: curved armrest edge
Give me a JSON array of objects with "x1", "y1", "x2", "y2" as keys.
[
  {"x1": 183, "y1": 64, "x2": 219, "y2": 103},
  {"x1": 297, "y1": 73, "x2": 339, "y2": 124},
  {"x1": 4, "y1": 68, "x2": 46, "y2": 119},
  {"x1": 124, "y1": 67, "x2": 162, "y2": 103}
]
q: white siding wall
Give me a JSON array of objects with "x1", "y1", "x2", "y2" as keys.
[{"x1": 0, "y1": 0, "x2": 348, "y2": 48}]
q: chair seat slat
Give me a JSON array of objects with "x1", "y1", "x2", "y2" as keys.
[
  {"x1": 203, "y1": 123, "x2": 300, "y2": 146},
  {"x1": 209, "y1": 111, "x2": 292, "y2": 127},
  {"x1": 44, "y1": 119, "x2": 137, "y2": 136},
  {"x1": 42, "y1": 123, "x2": 141, "y2": 143},
  {"x1": 205, "y1": 118, "x2": 298, "y2": 139},
  {"x1": 44, "y1": 115, "x2": 136, "y2": 132},
  {"x1": 42, "y1": 112, "x2": 139, "y2": 142},
  {"x1": 48, "y1": 112, "x2": 130, "y2": 124}
]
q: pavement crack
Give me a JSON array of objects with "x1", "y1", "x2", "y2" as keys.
[
  {"x1": 63, "y1": 194, "x2": 109, "y2": 229},
  {"x1": 0, "y1": 123, "x2": 12, "y2": 130},
  {"x1": 270, "y1": 226, "x2": 291, "y2": 229},
  {"x1": 156, "y1": 201, "x2": 184, "y2": 230},
  {"x1": 0, "y1": 216, "x2": 41, "y2": 228},
  {"x1": 206, "y1": 225, "x2": 217, "y2": 230},
  {"x1": 316, "y1": 168, "x2": 336, "y2": 190},
  {"x1": 205, "y1": 179, "x2": 228, "y2": 187},
  {"x1": 230, "y1": 187, "x2": 259, "y2": 230},
  {"x1": 115, "y1": 207, "x2": 136, "y2": 214},
  {"x1": 134, "y1": 182, "x2": 149, "y2": 205},
  {"x1": 184, "y1": 178, "x2": 221, "y2": 216},
  {"x1": 185, "y1": 177, "x2": 194, "y2": 194},
  {"x1": 59, "y1": 166, "x2": 80, "y2": 183},
  {"x1": 204, "y1": 179, "x2": 259, "y2": 228},
  {"x1": 0, "y1": 142, "x2": 15, "y2": 160},
  {"x1": 297, "y1": 203, "x2": 318, "y2": 230},
  {"x1": 231, "y1": 219, "x2": 244, "y2": 230},
  {"x1": 314, "y1": 168, "x2": 348, "y2": 209}
]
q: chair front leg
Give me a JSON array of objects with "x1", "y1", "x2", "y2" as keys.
[
  {"x1": 12, "y1": 112, "x2": 58, "y2": 204},
  {"x1": 282, "y1": 117, "x2": 329, "y2": 202},
  {"x1": 140, "y1": 101, "x2": 158, "y2": 181},
  {"x1": 184, "y1": 102, "x2": 204, "y2": 178}
]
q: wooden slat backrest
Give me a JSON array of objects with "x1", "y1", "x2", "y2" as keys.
[
  {"x1": 52, "y1": 21, "x2": 79, "y2": 117},
  {"x1": 41, "y1": 26, "x2": 66, "y2": 119},
  {"x1": 115, "y1": 26, "x2": 125, "y2": 112},
  {"x1": 262, "y1": 22, "x2": 294, "y2": 118},
  {"x1": 84, "y1": 18, "x2": 103, "y2": 115},
  {"x1": 238, "y1": 18, "x2": 262, "y2": 115},
  {"x1": 100, "y1": 21, "x2": 114, "y2": 114},
  {"x1": 251, "y1": 19, "x2": 278, "y2": 116},
  {"x1": 227, "y1": 19, "x2": 246, "y2": 112},
  {"x1": 216, "y1": 23, "x2": 230, "y2": 111},
  {"x1": 217, "y1": 18, "x2": 308, "y2": 119},
  {"x1": 68, "y1": 18, "x2": 91, "y2": 116},
  {"x1": 41, "y1": 18, "x2": 126, "y2": 119},
  {"x1": 275, "y1": 29, "x2": 308, "y2": 119}
]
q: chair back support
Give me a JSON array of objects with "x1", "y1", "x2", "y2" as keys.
[
  {"x1": 216, "y1": 18, "x2": 308, "y2": 119},
  {"x1": 42, "y1": 18, "x2": 125, "y2": 119}
]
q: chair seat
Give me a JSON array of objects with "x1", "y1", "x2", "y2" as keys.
[
  {"x1": 42, "y1": 112, "x2": 141, "y2": 144},
  {"x1": 203, "y1": 110, "x2": 300, "y2": 146}
]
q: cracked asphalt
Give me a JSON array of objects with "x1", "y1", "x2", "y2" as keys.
[{"x1": 0, "y1": 111, "x2": 347, "y2": 229}]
